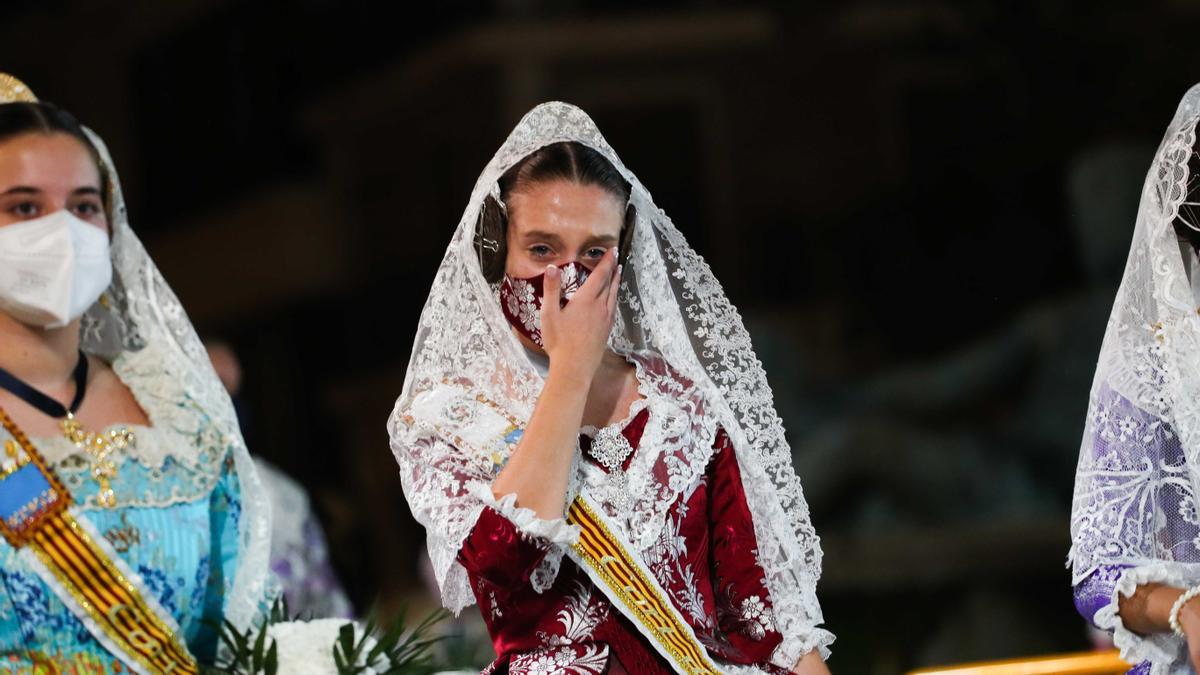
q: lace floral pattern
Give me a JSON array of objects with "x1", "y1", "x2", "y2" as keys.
[
  {"x1": 388, "y1": 101, "x2": 830, "y2": 663},
  {"x1": 33, "y1": 124, "x2": 273, "y2": 632},
  {"x1": 0, "y1": 342, "x2": 232, "y2": 511},
  {"x1": 1069, "y1": 84, "x2": 1200, "y2": 673},
  {"x1": 503, "y1": 276, "x2": 541, "y2": 336}
]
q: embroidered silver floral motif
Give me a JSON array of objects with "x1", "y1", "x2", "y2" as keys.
[
  {"x1": 509, "y1": 644, "x2": 607, "y2": 675},
  {"x1": 558, "y1": 264, "x2": 587, "y2": 300},
  {"x1": 488, "y1": 590, "x2": 504, "y2": 621},
  {"x1": 506, "y1": 277, "x2": 541, "y2": 335},
  {"x1": 537, "y1": 580, "x2": 608, "y2": 645},
  {"x1": 501, "y1": 264, "x2": 590, "y2": 346},
  {"x1": 589, "y1": 426, "x2": 635, "y2": 514},
  {"x1": 738, "y1": 594, "x2": 775, "y2": 641}
]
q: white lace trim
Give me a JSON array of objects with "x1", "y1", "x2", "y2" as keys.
[
  {"x1": 1070, "y1": 86, "x2": 1200, "y2": 592},
  {"x1": 389, "y1": 102, "x2": 828, "y2": 642},
  {"x1": 26, "y1": 343, "x2": 210, "y2": 469},
  {"x1": 468, "y1": 482, "x2": 580, "y2": 546},
  {"x1": 1092, "y1": 562, "x2": 1199, "y2": 674},
  {"x1": 71, "y1": 128, "x2": 272, "y2": 631},
  {"x1": 769, "y1": 627, "x2": 836, "y2": 670},
  {"x1": 1, "y1": 341, "x2": 232, "y2": 511}
]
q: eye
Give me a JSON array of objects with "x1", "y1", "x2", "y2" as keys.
[
  {"x1": 72, "y1": 201, "x2": 102, "y2": 217},
  {"x1": 583, "y1": 247, "x2": 607, "y2": 260},
  {"x1": 529, "y1": 244, "x2": 553, "y2": 257},
  {"x1": 8, "y1": 201, "x2": 39, "y2": 218}
]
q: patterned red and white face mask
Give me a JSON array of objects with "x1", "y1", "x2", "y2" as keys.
[{"x1": 499, "y1": 261, "x2": 591, "y2": 347}]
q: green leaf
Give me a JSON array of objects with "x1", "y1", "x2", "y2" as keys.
[
  {"x1": 222, "y1": 618, "x2": 252, "y2": 668},
  {"x1": 269, "y1": 595, "x2": 290, "y2": 624},
  {"x1": 216, "y1": 623, "x2": 241, "y2": 664},
  {"x1": 252, "y1": 621, "x2": 268, "y2": 672},
  {"x1": 265, "y1": 640, "x2": 278, "y2": 675},
  {"x1": 333, "y1": 642, "x2": 348, "y2": 673},
  {"x1": 337, "y1": 621, "x2": 357, "y2": 660}
]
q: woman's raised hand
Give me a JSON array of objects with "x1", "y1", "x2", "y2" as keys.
[{"x1": 541, "y1": 247, "x2": 621, "y2": 384}]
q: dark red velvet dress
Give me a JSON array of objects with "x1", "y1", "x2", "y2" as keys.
[{"x1": 460, "y1": 408, "x2": 793, "y2": 674}]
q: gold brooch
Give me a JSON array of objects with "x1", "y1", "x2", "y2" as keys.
[{"x1": 61, "y1": 414, "x2": 134, "y2": 509}]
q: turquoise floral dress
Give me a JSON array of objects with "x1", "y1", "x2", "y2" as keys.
[{"x1": 0, "y1": 345, "x2": 259, "y2": 673}]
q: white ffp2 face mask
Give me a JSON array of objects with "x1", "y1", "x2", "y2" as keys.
[{"x1": 0, "y1": 210, "x2": 112, "y2": 329}]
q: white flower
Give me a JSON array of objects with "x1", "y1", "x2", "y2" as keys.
[{"x1": 268, "y1": 619, "x2": 383, "y2": 675}]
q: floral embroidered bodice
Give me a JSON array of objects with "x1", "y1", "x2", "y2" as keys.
[
  {"x1": 460, "y1": 407, "x2": 792, "y2": 674},
  {"x1": 0, "y1": 344, "x2": 258, "y2": 671}
]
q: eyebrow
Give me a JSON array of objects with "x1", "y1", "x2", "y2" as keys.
[
  {"x1": 520, "y1": 229, "x2": 564, "y2": 244},
  {"x1": 1, "y1": 186, "x2": 41, "y2": 196},
  {"x1": 520, "y1": 230, "x2": 619, "y2": 246},
  {"x1": 0, "y1": 186, "x2": 102, "y2": 197},
  {"x1": 585, "y1": 234, "x2": 620, "y2": 246}
]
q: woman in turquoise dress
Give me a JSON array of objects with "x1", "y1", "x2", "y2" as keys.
[{"x1": 0, "y1": 75, "x2": 273, "y2": 672}]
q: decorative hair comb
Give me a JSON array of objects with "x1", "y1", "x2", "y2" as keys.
[{"x1": 0, "y1": 73, "x2": 37, "y2": 104}]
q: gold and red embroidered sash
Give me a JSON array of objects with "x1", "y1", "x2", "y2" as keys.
[
  {"x1": 566, "y1": 494, "x2": 722, "y2": 675},
  {"x1": 0, "y1": 406, "x2": 198, "y2": 675}
]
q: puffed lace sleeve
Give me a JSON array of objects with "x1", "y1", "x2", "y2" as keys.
[
  {"x1": 1079, "y1": 562, "x2": 1198, "y2": 672},
  {"x1": 389, "y1": 384, "x2": 578, "y2": 613},
  {"x1": 1070, "y1": 386, "x2": 1200, "y2": 672}
]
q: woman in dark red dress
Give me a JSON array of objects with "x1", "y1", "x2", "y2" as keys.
[{"x1": 390, "y1": 102, "x2": 832, "y2": 674}]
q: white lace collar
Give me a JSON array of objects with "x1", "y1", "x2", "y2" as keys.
[{"x1": 27, "y1": 342, "x2": 214, "y2": 470}]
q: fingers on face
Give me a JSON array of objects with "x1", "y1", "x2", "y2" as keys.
[
  {"x1": 607, "y1": 265, "x2": 622, "y2": 315},
  {"x1": 590, "y1": 248, "x2": 619, "y2": 298},
  {"x1": 542, "y1": 265, "x2": 561, "y2": 314}
]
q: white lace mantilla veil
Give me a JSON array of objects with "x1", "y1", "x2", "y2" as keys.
[
  {"x1": 0, "y1": 75, "x2": 273, "y2": 632},
  {"x1": 388, "y1": 102, "x2": 832, "y2": 664},
  {"x1": 1069, "y1": 82, "x2": 1200, "y2": 669}
]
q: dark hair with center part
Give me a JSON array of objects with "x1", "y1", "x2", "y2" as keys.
[
  {"x1": 476, "y1": 141, "x2": 636, "y2": 283},
  {"x1": 0, "y1": 101, "x2": 110, "y2": 213}
]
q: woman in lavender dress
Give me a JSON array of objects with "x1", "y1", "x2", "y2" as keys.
[{"x1": 1071, "y1": 83, "x2": 1200, "y2": 673}]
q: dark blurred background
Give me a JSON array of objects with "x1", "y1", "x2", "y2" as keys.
[{"x1": 6, "y1": 1, "x2": 1200, "y2": 671}]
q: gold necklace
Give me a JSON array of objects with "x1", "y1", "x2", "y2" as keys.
[{"x1": 61, "y1": 413, "x2": 134, "y2": 509}]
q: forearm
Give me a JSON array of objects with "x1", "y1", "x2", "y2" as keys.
[
  {"x1": 1119, "y1": 582, "x2": 1184, "y2": 634},
  {"x1": 792, "y1": 650, "x2": 830, "y2": 674},
  {"x1": 491, "y1": 366, "x2": 589, "y2": 520}
]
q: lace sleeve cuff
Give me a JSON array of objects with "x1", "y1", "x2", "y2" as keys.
[
  {"x1": 770, "y1": 626, "x2": 835, "y2": 669},
  {"x1": 466, "y1": 482, "x2": 580, "y2": 546},
  {"x1": 1093, "y1": 561, "x2": 1200, "y2": 670}
]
